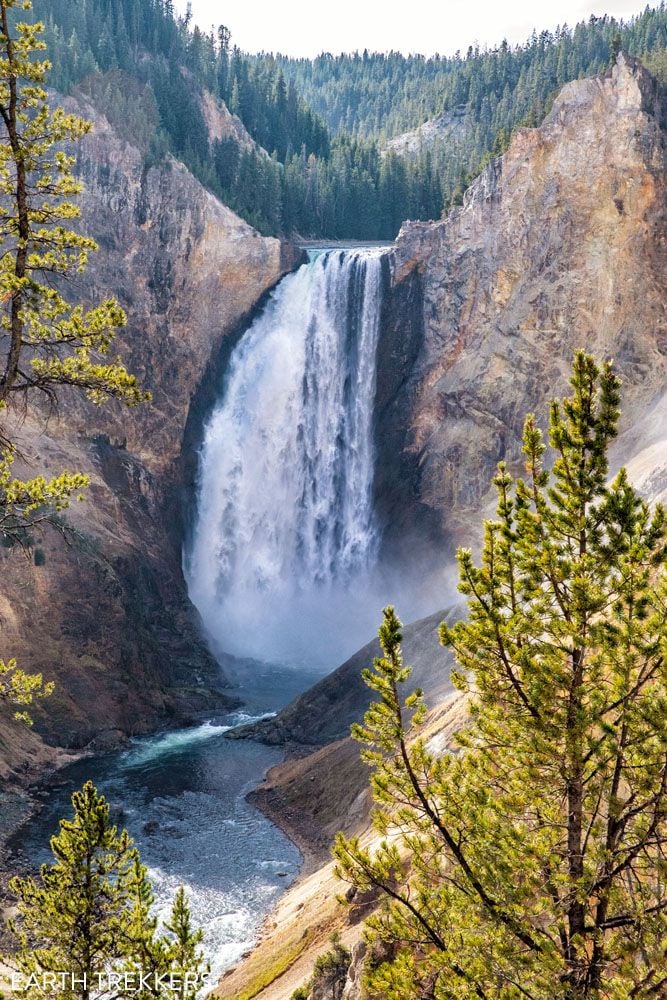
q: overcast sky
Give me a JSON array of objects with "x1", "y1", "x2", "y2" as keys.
[{"x1": 175, "y1": 1, "x2": 655, "y2": 57}]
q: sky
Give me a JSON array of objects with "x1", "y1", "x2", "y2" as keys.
[{"x1": 175, "y1": 1, "x2": 655, "y2": 57}]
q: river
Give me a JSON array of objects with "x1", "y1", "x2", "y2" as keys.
[{"x1": 7, "y1": 662, "x2": 320, "y2": 982}]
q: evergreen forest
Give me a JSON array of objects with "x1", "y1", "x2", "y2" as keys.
[{"x1": 26, "y1": 0, "x2": 667, "y2": 238}]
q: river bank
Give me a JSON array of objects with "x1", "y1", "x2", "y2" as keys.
[
  {"x1": 218, "y1": 687, "x2": 469, "y2": 1000},
  {"x1": 0, "y1": 746, "x2": 84, "y2": 866}
]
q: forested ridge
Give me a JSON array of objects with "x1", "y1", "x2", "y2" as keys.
[{"x1": 26, "y1": 0, "x2": 667, "y2": 238}]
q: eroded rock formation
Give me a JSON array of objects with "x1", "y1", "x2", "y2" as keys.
[
  {"x1": 377, "y1": 54, "x2": 666, "y2": 560},
  {"x1": 0, "y1": 94, "x2": 300, "y2": 765}
]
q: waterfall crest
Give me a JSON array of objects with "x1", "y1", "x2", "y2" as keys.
[{"x1": 186, "y1": 248, "x2": 389, "y2": 668}]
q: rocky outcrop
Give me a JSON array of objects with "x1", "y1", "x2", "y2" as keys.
[
  {"x1": 201, "y1": 87, "x2": 266, "y2": 156},
  {"x1": 0, "y1": 94, "x2": 300, "y2": 765},
  {"x1": 377, "y1": 54, "x2": 667, "y2": 559},
  {"x1": 384, "y1": 105, "x2": 469, "y2": 157}
]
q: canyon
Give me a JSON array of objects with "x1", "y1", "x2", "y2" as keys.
[
  {"x1": 220, "y1": 54, "x2": 667, "y2": 999},
  {"x1": 0, "y1": 48, "x2": 665, "y2": 1000}
]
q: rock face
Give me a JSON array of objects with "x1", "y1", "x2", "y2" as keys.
[
  {"x1": 68, "y1": 94, "x2": 299, "y2": 474},
  {"x1": 384, "y1": 105, "x2": 469, "y2": 157},
  {"x1": 0, "y1": 94, "x2": 300, "y2": 762},
  {"x1": 377, "y1": 54, "x2": 667, "y2": 560},
  {"x1": 200, "y1": 86, "x2": 266, "y2": 156}
]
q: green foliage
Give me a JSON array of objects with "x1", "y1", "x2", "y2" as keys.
[
  {"x1": 269, "y1": 6, "x2": 667, "y2": 223},
  {"x1": 6, "y1": 781, "x2": 143, "y2": 993},
  {"x1": 0, "y1": 1, "x2": 149, "y2": 726},
  {"x1": 0, "y1": 449, "x2": 88, "y2": 546},
  {"x1": 0, "y1": 1, "x2": 149, "y2": 411},
  {"x1": 335, "y1": 353, "x2": 667, "y2": 998},
  {"x1": 0, "y1": 447, "x2": 69, "y2": 726},
  {"x1": 26, "y1": 0, "x2": 330, "y2": 235},
  {"x1": 162, "y1": 887, "x2": 210, "y2": 1000},
  {"x1": 0, "y1": 0, "x2": 148, "y2": 515},
  {"x1": 3, "y1": 781, "x2": 208, "y2": 999},
  {"x1": 121, "y1": 853, "x2": 171, "y2": 1000},
  {"x1": 610, "y1": 33, "x2": 623, "y2": 65},
  {"x1": 75, "y1": 70, "x2": 161, "y2": 153},
  {"x1": 0, "y1": 445, "x2": 88, "y2": 724},
  {"x1": 0, "y1": 655, "x2": 53, "y2": 725},
  {"x1": 22, "y1": 1, "x2": 667, "y2": 238},
  {"x1": 235, "y1": 931, "x2": 314, "y2": 1000},
  {"x1": 642, "y1": 45, "x2": 667, "y2": 80}
]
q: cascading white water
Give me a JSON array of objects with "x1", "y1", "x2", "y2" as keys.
[{"x1": 185, "y1": 248, "x2": 389, "y2": 668}]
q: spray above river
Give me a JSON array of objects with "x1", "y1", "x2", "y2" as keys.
[{"x1": 186, "y1": 247, "x2": 390, "y2": 668}]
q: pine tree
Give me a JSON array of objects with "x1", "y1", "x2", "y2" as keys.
[
  {"x1": 16, "y1": 0, "x2": 667, "y2": 239},
  {"x1": 229, "y1": 76, "x2": 241, "y2": 118},
  {"x1": 163, "y1": 888, "x2": 210, "y2": 1000},
  {"x1": 335, "y1": 353, "x2": 667, "y2": 998},
  {"x1": 0, "y1": 654, "x2": 53, "y2": 724},
  {"x1": 610, "y1": 32, "x2": 623, "y2": 65},
  {"x1": 5, "y1": 782, "x2": 144, "y2": 1000},
  {"x1": 2, "y1": 781, "x2": 210, "y2": 1000},
  {"x1": 0, "y1": 0, "x2": 148, "y2": 512},
  {"x1": 4, "y1": 783, "x2": 209, "y2": 1000},
  {"x1": 216, "y1": 24, "x2": 230, "y2": 101},
  {"x1": 0, "y1": 0, "x2": 148, "y2": 428},
  {"x1": 122, "y1": 855, "x2": 170, "y2": 999}
]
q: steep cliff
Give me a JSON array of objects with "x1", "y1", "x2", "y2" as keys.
[
  {"x1": 377, "y1": 54, "x2": 666, "y2": 561},
  {"x1": 0, "y1": 93, "x2": 300, "y2": 768}
]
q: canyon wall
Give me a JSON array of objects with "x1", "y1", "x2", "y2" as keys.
[
  {"x1": 0, "y1": 94, "x2": 300, "y2": 764},
  {"x1": 377, "y1": 54, "x2": 666, "y2": 562}
]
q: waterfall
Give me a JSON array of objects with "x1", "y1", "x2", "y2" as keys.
[{"x1": 185, "y1": 248, "x2": 389, "y2": 669}]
